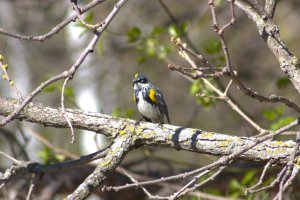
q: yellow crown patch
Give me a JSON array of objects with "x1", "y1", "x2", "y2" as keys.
[{"x1": 134, "y1": 73, "x2": 139, "y2": 78}]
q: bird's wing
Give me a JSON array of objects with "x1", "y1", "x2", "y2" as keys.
[{"x1": 153, "y1": 87, "x2": 171, "y2": 124}]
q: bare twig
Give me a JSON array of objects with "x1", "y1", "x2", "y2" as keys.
[
  {"x1": 245, "y1": 166, "x2": 288, "y2": 194},
  {"x1": 0, "y1": 0, "x2": 125, "y2": 127},
  {"x1": 158, "y1": 0, "x2": 199, "y2": 53},
  {"x1": 121, "y1": 168, "x2": 166, "y2": 200},
  {"x1": 264, "y1": 0, "x2": 277, "y2": 18},
  {"x1": 61, "y1": 77, "x2": 75, "y2": 143},
  {"x1": 168, "y1": 63, "x2": 223, "y2": 79},
  {"x1": 171, "y1": 35, "x2": 300, "y2": 114},
  {"x1": 26, "y1": 127, "x2": 79, "y2": 159},
  {"x1": 176, "y1": 165, "x2": 227, "y2": 199},
  {"x1": 70, "y1": 1, "x2": 103, "y2": 29},
  {"x1": 26, "y1": 174, "x2": 38, "y2": 200},
  {"x1": 171, "y1": 37, "x2": 211, "y2": 68},
  {"x1": 208, "y1": 0, "x2": 236, "y2": 73},
  {"x1": 170, "y1": 169, "x2": 212, "y2": 199},
  {"x1": 0, "y1": 0, "x2": 106, "y2": 41},
  {"x1": 273, "y1": 130, "x2": 300, "y2": 199},
  {"x1": 177, "y1": 50, "x2": 267, "y2": 133},
  {"x1": 0, "y1": 151, "x2": 20, "y2": 164},
  {"x1": 231, "y1": 75, "x2": 300, "y2": 114},
  {"x1": 245, "y1": 159, "x2": 273, "y2": 194},
  {"x1": 0, "y1": 55, "x2": 23, "y2": 100}
]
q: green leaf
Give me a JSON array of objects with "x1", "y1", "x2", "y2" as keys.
[
  {"x1": 63, "y1": 86, "x2": 75, "y2": 99},
  {"x1": 270, "y1": 116, "x2": 296, "y2": 130},
  {"x1": 229, "y1": 179, "x2": 244, "y2": 191},
  {"x1": 157, "y1": 45, "x2": 170, "y2": 60},
  {"x1": 137, "y1": 56, "x2": 147, "y2": 64},
  {"x1": 276, "y1": 78, "x2": 291, "y2": 89},
  {"x1": 112, "y1": 108, "x2": 135, "y2": 118},
  {"x1": 202, "y1": 37, "x2": 222, "y2": 55},
  {"x1": 75, "y1": 12, "x2": 94, "y2": 28},
  {"x1": 190, "y1": 79, "x2": 217, "y2": 108},
  {"x1": 262, "y1": 106, "x2": 285, "y2": 121},
  {"x1": 38, "y1": 146, "x2": 65, "y2": 164},
  {"x1": 149, "y1": 27, "x2": 165, "y2": 37},
  {"x1": 127, "y1": 27, "x2": 141, "y2": 43},
  {"x1": 168, "y1": 23, "x2": 187, "y2": 37},
  {"x1": 43, "y1": 84, "x2": 57, "y2": 93},
  {"x1": 84, "y1": 12, "x2": 94, "y2": 24},
  {"x1": 241, "y1": 170, "x2": 256, "y2": 186}
]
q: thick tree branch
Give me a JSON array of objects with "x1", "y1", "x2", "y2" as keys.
[
  {"x1": 0, "y1": 97, "x2": 298, "y2": 165},
  {"x1": 66, "y1": 135, "x2": 131, "y2": 199},
  {"x1": 230, "y1": 0, "x2": 300, "y2": 95}
]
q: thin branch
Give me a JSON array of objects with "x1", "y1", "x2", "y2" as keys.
[
  {"x1": 0, "y1": 151, "x2": 20, "y2": 164},
  {"x1": 171, "y1": 37, "x2": 211, "y2": 68},
  {"x1": 158, "y1": 0, "x2": 199, "y2": 53},
  {"x1": 170, "y1": 169, "x2": 212, "y2": 199},
  {"x1": 26, "y1": 127, "x2": 78, "y2": 159},
  {"x1": 208, "y1": 0, "x2": 236, "y2": 73},
  {"x1": 70, "y1": 1, "x2": 104, "y2": 29},
  {"x1": 273, "y1": 130, "x2": 300, "y2": 199},
  {"x1": 0, "y1": 0, "x2": 125, "y2": 127},
  {"x1": 26, "y1": 174, "x2": 37, "y2": 200},
  {"x1": 121, "y1": 168, "x2": 165, "y2": 200},
  {"x1": 176, "y1": 49, "x2": 267, "y2": 133},
  {"x1": 176, "y1": 165, "x2": 227, "y2": 199},
  {"x1": 264, "y1": 0, "x2": 277, "y2": 18},
  {"x1": 230, "y1": 75, "x2": 300, "y2": 114},
  {"x1": 0, "y1": 0, "x2": 106, "y2": 41},
  {"x1": 245, "y1": 159, "x2": 273, "y2": 194},
  {"x1": 61, "y1": 77, "x2": 75, "y2": 143},
  {"x1": 0, "y1": 56, "x2": 23, "y2": 100}
]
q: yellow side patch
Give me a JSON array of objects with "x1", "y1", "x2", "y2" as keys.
[
  {"x1": 134, "y1": 73, "x2": 139, "y2": 78},
  {"x1": 149, "y1": 88, "x2": 158, "y2": 104},
  {"x1": 133, "y1": 93, "x2": 137, "y2": 103}
]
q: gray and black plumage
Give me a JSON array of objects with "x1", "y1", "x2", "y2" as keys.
[{"x1": 133, "y1": 74, "x2": 170, "y2": 124}]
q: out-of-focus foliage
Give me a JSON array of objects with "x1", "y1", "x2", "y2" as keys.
[
  {"x1": 126, "y1": 23, "x2": 188, "y2": 63},
  {"x1": 262, "y1": 105, "x2": 296, "y2": 130},
  {"x1": 38, "y1": 146, "x2": 65, "y2": 165},
  {"x1": 202, "y1": 37, "x2": 225, "y2": 67},
  {"x1": 112, "y1": 107, "x2": 135, "y2": 118},
  {"x1": 190, "y1": 79, "x2": 217, "y2": 108}
]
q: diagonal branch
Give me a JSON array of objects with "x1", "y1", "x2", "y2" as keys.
[
  {"x1": 264, "y1": 0, "x2": 277, "y2": 18},
  {"x1": 66, "y1": 134, "x2": 132, "y2": 199},
  {"x1": 228, "y1": 0, "x2": 300, "y2": 95},
  {"x1": 0, "y1": 0, "x2": 106, "y2": 41},
  {"x1": 0, "y1": 0, "x2": 127, "y2": 127}
]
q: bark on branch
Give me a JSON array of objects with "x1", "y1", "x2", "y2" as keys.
[
  {"x1": 232, "y1": 0, "x2": 300, "y2": 94},
  {"x1": 0, "y1": 97, "x2": 297, "y2": 164}
]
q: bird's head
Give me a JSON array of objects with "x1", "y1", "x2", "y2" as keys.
[{"x1": 133, "y1": 73, "x2": 150, "y2": 90}]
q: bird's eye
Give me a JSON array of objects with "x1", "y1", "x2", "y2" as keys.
[{"x1": 141, "y1": 79, "x2": 147, "y2": 83}]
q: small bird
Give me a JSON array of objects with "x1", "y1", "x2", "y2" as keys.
[{"x1": 133, "y1": 74, "x2": 170, "y2": 124}]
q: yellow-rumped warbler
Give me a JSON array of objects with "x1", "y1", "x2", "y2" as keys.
[{"x1": 133, "y1": 74, "x2": 170, "y2": 124}]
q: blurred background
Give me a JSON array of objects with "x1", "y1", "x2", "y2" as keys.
[{"x1": 0, "y1": 0, "x2": 300, "y2": 199}]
